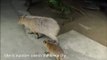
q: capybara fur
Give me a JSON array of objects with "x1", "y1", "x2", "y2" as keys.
[
  {"x1": 43, "y1": 40, "x2": 65, "y2": 60},
  {"x1": 18, "y1": 15, "x2": 60, "y2": 42}
]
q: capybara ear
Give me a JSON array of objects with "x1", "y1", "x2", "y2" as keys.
[
  {"x1": 52, "y1": 40, "x2": 59, "y2": 45},
  {"x1": 21, "y1": 15, "x2": 27, "y2": 19},
  {"x1": 48, "y1": 40, "x2": 57, "y2": 44},
  {"x1": 52, "y1": 40, "x2": 57, "y2": 43},
  {"x1": 47, "y1": 40, "x2": 51, "y2": 42}
]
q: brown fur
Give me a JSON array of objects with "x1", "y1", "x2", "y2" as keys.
[
  {"x1": 18, "y1": 15, "x2": 60, "y2": 42},
  {"x1": 43, "y1": 40, "x2": 64, "y2": 60}
]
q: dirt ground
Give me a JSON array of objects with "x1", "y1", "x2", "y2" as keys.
[{"x1": 29, "y1": 3, "x2": 107, "y2": 46}]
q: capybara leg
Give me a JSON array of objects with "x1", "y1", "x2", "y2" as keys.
[
  {"x1": 35, "y1": 33, "x2": 44, "y2": 39},
  {"x1": 28, "y1": 32, "x2": 34, "y2": 34},
  {"x1": 33, "y1": 33, "x2": 39, "y2": 39},
  {"x1": 34, "y1": 33, "x2": 41, "y2": 39},
  {"x1": 38, "y1": 34, "x2": 45, "y2": 39},
  {"x1": 25, "y1": 28, "x2": 34, "y2": 34},
  {"x1": 44, "y1": 51, "x2": 50, "y2": 54}
]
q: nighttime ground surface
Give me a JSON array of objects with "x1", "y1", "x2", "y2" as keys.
[{"x1": 1, "y1": 0, "x2": 107, "y2": 60}]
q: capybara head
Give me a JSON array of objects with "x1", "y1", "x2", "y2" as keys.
[{"x1": 18, "y1": 15, "x2": 26, "y2": 25}]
